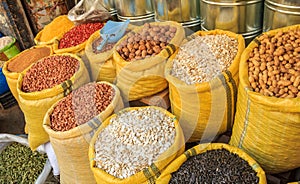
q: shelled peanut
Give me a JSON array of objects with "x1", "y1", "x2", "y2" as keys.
[
  {"x1": 116, "y1": 23, "x2": 176, "y2": 61},
  {"x1": 247, "y1": 29, "x2": 300, "y2": 98},
  {"x1": 50, "y1": 82, "x2": 115, "y2": 131},
  {"x1": 21, "y1": 55, "x2": 79, "y2": 92}
]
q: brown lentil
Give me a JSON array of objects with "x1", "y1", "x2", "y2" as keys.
[
  {"x1": 247, "y1": 29, "x2": 300, "y2": 98},
  {"x1": 50, "y1": 82, "x2": 115, "y2": 131},
  {"x1": 7, "y1": 47, "x2": 51, "y2": 72},
  {"x1": 21, "y1": 55, "x2": 79, "y2": 92},
  {"x1": 116, "y1": 23, "x2": 176, "y2": 61},
  {"x1": 171, "y1": 34, "x2": 238, "y2": 84}
]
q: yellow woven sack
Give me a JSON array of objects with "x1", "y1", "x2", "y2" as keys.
[
  {"x1": 34, "y1": 15, "x2": 74, "y2": 46},
  {"x1": 156, "y1": 143, "x2": 267, "y2": 184},
  {"x1": 43, "y1": 81, "x2": 124, "y2": 184},
  {"x1": 2, "y1": 45, "x2": 53, "y2": 104},
  {"x1": 17, "y1": 53, "x2": 90, "y2": 151},
  {"x1": 3, "y1": 45, "x2": 53, "y2": 134},
  {"x1": 85, "y1": 24, "x2": 136, "y2": 83},
  {"x1": 89, "y1": 106, "x2": 185, "y2": 184},
  {"x1": 113, "y1": 21, "x2": 185, "y2": 101},
  {"x1": 230, "y1": 25, "x2": 300, "y2": 174},
  {"x1": 166, "y1": 30, "x2": 245, "y2": 143}
]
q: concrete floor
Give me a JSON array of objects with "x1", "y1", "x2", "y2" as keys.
[{"x1": 0, "y1": 104, "x2": 25, "y2": 135}]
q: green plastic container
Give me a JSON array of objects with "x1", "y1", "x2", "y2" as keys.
[{"x1": 0, "y1": 37, "x2": 20, "y2": 59}]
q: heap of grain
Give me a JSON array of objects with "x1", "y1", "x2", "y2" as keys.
[{"x1": 89, "y1": 106, "x2": 185, "y2": 183}]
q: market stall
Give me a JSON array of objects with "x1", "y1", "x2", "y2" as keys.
[{"x1": 0, "y1": 0, "x2": 299, "y2": 183}]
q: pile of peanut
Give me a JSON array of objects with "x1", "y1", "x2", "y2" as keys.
[
  {"x1": 248, "y1": 29, "x2": 300, "y2": 98},
  {"x1": 171, "y1": 34, "x2": 238, "y2": 84},
  {"x1": 22, "y1": 55, "x2": 79, "y2": 92},
  {"x1": 116, "y1": 23, "x2": 176, "y2": 61},
  {"x1": 94, "y1": 107, "x2": 176, "y2": 179},
  {"x1": 50, "y1": 82, "x2": 115, "y2": 131}
]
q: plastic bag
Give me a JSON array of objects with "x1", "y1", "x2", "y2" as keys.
[{"x1": 68, "y1": 0, "x2": 111, "y2": 25}]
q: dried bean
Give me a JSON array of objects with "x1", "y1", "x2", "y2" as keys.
[
  {"x1": 116, "y1": 23, "x2": 177, "y2": 61},
  {"x1": 169, "y1": 149, "x2": 259, "y2": 184},
  {"x1": 94, "y1": 107, "x2": 176, "y2": 179},
  {"x1": 59, "y1": 22, "x2": 104, "y2": 49},
  {"x1": 248, "y1": 29, "x2": 300, "y2": 98},
  {"x1": 0, "y1": 142, "x2": 47, "y2": 184},
  {"x1": 171, "y1": 34, "x2": 238, "y2": 84},
  {"x1": 21, "y1": 55, "x2": 79, "y2": 92},
  {"x1": 50, "y1": 82, "x2": 115, "y2": 131}
]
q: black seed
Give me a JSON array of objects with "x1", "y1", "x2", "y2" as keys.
[{"x1": 169, "y1": 148, "x2": 259, "y2": 184}]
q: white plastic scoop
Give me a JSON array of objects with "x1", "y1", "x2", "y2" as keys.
[{"x1": 97, "y1": 19, "x2": 130, "y2": 51}]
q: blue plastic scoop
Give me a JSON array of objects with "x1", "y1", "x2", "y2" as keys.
[{"x1": 97, "y1": 19, "x2": 130, "y2": 51}]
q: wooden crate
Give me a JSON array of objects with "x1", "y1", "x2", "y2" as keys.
[{"x1": 129, "y1": 88, "x2": 170, "y2": 110}]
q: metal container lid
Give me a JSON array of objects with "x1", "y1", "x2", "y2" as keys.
[
  {"x1": 265, "y1": 0, "x2": 300, "y2": 15},
  {"x1": 201, "y1": 0, "x2": 263, "y2": 6},
  {"x1": 265, "y1": 0, "x2": 300, "y2": 6}
]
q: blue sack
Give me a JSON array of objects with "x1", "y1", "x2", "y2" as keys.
[{"x1": 0, "y1": 68, "x2": 10, "y2": 95}]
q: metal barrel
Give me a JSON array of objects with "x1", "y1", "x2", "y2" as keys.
[
  {"x1": 152, "y1": 0, "x2": 201, "y2": 34},
  {"x1": 263, "y1": 0, "x2": 300, "y2": 32},
  {"x1": 98, "y1": 0, "x2": 118, "y2": 20},
  {"x1": 200, "y1": 0, "x2": 264, "y2": 45},
  {"x1": 115, "y1": 0, "x2": 155, "y2": 25},
  {"x1": 99, "y1": 0, "x2": 115, "y2": 11},
  {"x1": 115, "y1": 0, "x2": 154, "y2": 17}
]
